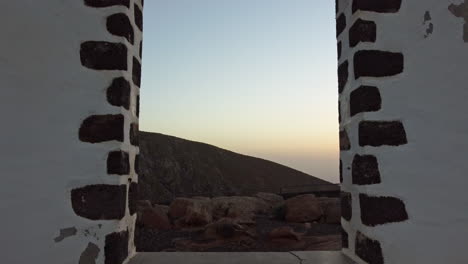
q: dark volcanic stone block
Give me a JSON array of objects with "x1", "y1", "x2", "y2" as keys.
[
  {"x1": 352, "y1": 0, "x2": 402, "y2": 13},
  {"x1": 355, "y1": 231, "x2": 384, "y2": 264},
  {"x1": 134, "y1": 154, "x2": 140, "y2": 174},
  {"x1": 338, "y1": 61, "x2": 349, "y2": 93},
  {"x1": 136, "y1": 95, "x2": 140, "y2": 117},
  {"x1": 339, "y1": 160, "x2": 343, "y2": 183},
  {"x1": 342, "y1": 227, "x2": 349, "y2": 248},
  {"x1": 336, "y1": 13, "x2": 347, "y2": 37},
  {"x1": 134, "y1": 4, "x2": 143, "y2": 31},
  {"x1": 71, "y1": 184, "x2": 126, "y2": 220},
  {"x1": 341, "y1": 192, "x2": 352, "y2": 221},
  {"x1": 107, "y1": 77, "x2": 131, "y2": 110},
  {"x1": 338, "y1": 103, "x2": 341, "y2": 123},
  {"x1": 107, "y1": 13, "x2": 134, "y2": 44},
  {"x1": 340, "y1": 130, "x2": 351, "y2": 150},
  {"x1": 79, "y1": 242, "x2": 100, "y2": 264},
  {"x1": 337, "y1": 41, "x2": 342, "y2": 59},
  {"x1": 132, "y1": 57, "x2": 141, "y2": 87},
  {"x1": 79, "y1": 114, "x2": 124, "y2": 143},
  {"x1": 80, "y1": 41, "x2": 127, "y2": 70},
  {"x1": 105, "y1": 230, "x2": 129, "y2": 264},
  {"x1": 354, "y1": 50, "x2": 403, "y2": 79},
  {"x1": 139, "y1": 40, "x2": 143, "y2": 58},
  {"x1": 360, "y1": 194, "x2": 408, "y2": 226},
  {"x1": 128, "y1": 181, "x2": 138, "y2": 215},
  {"x1": 350, "y1": 86, "x2": 381, "y2": 116},
  {"x1": 352, "y1": 155, "x2": 381, "y2": 185},
  {"x1": 84, "y1": 0, "x2": 130, "y2": 8},
  {"x1": 107, "y1": 151, "x2": 130, "y2": 175},
  {"x1": 130, "y1": 123, "x2": 139, "y2": 146},
  {"x1": 349, "y1": 19, "x2": 376, "y2": 47},
  {"x1": 359, "y1": 121, "x2": 407, "y2": 146}
]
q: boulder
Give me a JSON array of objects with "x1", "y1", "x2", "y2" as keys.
[
  {"x1": 318, "y1": 198, "x2": 340, "y2": 224},
  {"x1": 184, "y1": 204, "x2": 212, "y2": 226},
  {"x1": 212, "y1": 196, "x2": 270, "y2": 223},
  {"x1": 268, "y1": 226, "x2": 302, "y2": 241},
  {"x1": 284, "y1": 194, "x2": 323, "y2": 223},
  {"x1": 137, "y1": 200, "x2": 153, "y2": 211},
  {"x1": 137, "y1": 205, "x2": 171, "y2": 230},
  {"x1": 169, "y1": 198, "x2": 193, "y2": 219},
  {"x1": 272, "y1": 204, "x2": 286, "y2": 220},
  {"x1": 204, "y1": 218, "x2": 257, "y2": 241},
  {"x1": 255, "y1": 192, "x2": 284, "y2": 207},
  {"x1": 204, "y1": 218, "x2": 243, "y2": 239},
  {"x1": 169, "y1": 197, "x2": 212, "y2": 227},
  {"x1": 154, "y1": 204, "x2": 170, "y2": 215}
]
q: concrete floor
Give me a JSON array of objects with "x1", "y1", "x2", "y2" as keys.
[{"x1": 129, "y1": 251, "x2": 356, "y2": 264}]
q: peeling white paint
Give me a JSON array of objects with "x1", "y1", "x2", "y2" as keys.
[{"x1": 54, "y1": 227, "x2": 78, "y2": 243}]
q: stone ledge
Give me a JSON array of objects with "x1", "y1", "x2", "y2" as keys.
[{"x1": 128, "y1": 251, "x2": 356, "y2": 264}]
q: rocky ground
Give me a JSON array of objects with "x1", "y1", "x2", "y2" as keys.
[{"x1": 135, "y1": 193, "x2": 342, "y2": 252}]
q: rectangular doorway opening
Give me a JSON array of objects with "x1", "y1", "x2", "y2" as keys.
[{"x1": 135, "y1": 0, "x2": 341, "y2": 253}]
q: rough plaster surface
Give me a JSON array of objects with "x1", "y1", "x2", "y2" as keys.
[
  {"x1": 0, "y1": 1, "x2": 141, "y2": 263},
  {"x1": 338, "y1": 0, "x2": 468, "y2": 263}
]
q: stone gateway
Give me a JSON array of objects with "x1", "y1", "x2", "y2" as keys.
[{"x1": 1, "y1": 0, "x2": 468, "y2": 263}]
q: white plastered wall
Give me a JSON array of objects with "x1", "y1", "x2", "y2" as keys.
[
  {"x1": 340, "y1": 0, "x2": 468, "y2": 263},
  {"x1": 0, "y1": 1, "x2": 141, "y2": 263}
]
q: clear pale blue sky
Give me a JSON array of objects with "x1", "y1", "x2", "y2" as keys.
[{"x1": 140, "y1": 0, "x2": 339, "y2": 183}]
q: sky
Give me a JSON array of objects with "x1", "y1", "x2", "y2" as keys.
[{"x1": 140, "y1": 0, "x2": 339, "y2": 183}]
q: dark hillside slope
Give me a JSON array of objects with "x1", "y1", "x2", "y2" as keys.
[{"x1": 138, "y1": 131, "x2": 332, "y2": 204}]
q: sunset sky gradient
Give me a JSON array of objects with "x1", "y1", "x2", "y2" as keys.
[{"x1": 140, "y1": 0, "x2": 339, "y2": 183}]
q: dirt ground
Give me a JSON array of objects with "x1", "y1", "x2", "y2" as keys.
[{"x1": 135, "y1": 215, "x2": 342, "y2": 252}]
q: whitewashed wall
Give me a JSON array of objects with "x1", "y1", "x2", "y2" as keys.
[
  {"x1": 338, "y1": 0, "x2": 468, "y2": 263},
  {"x1": 0, "y1": 1, "x2": 142, "y2": 263}
]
